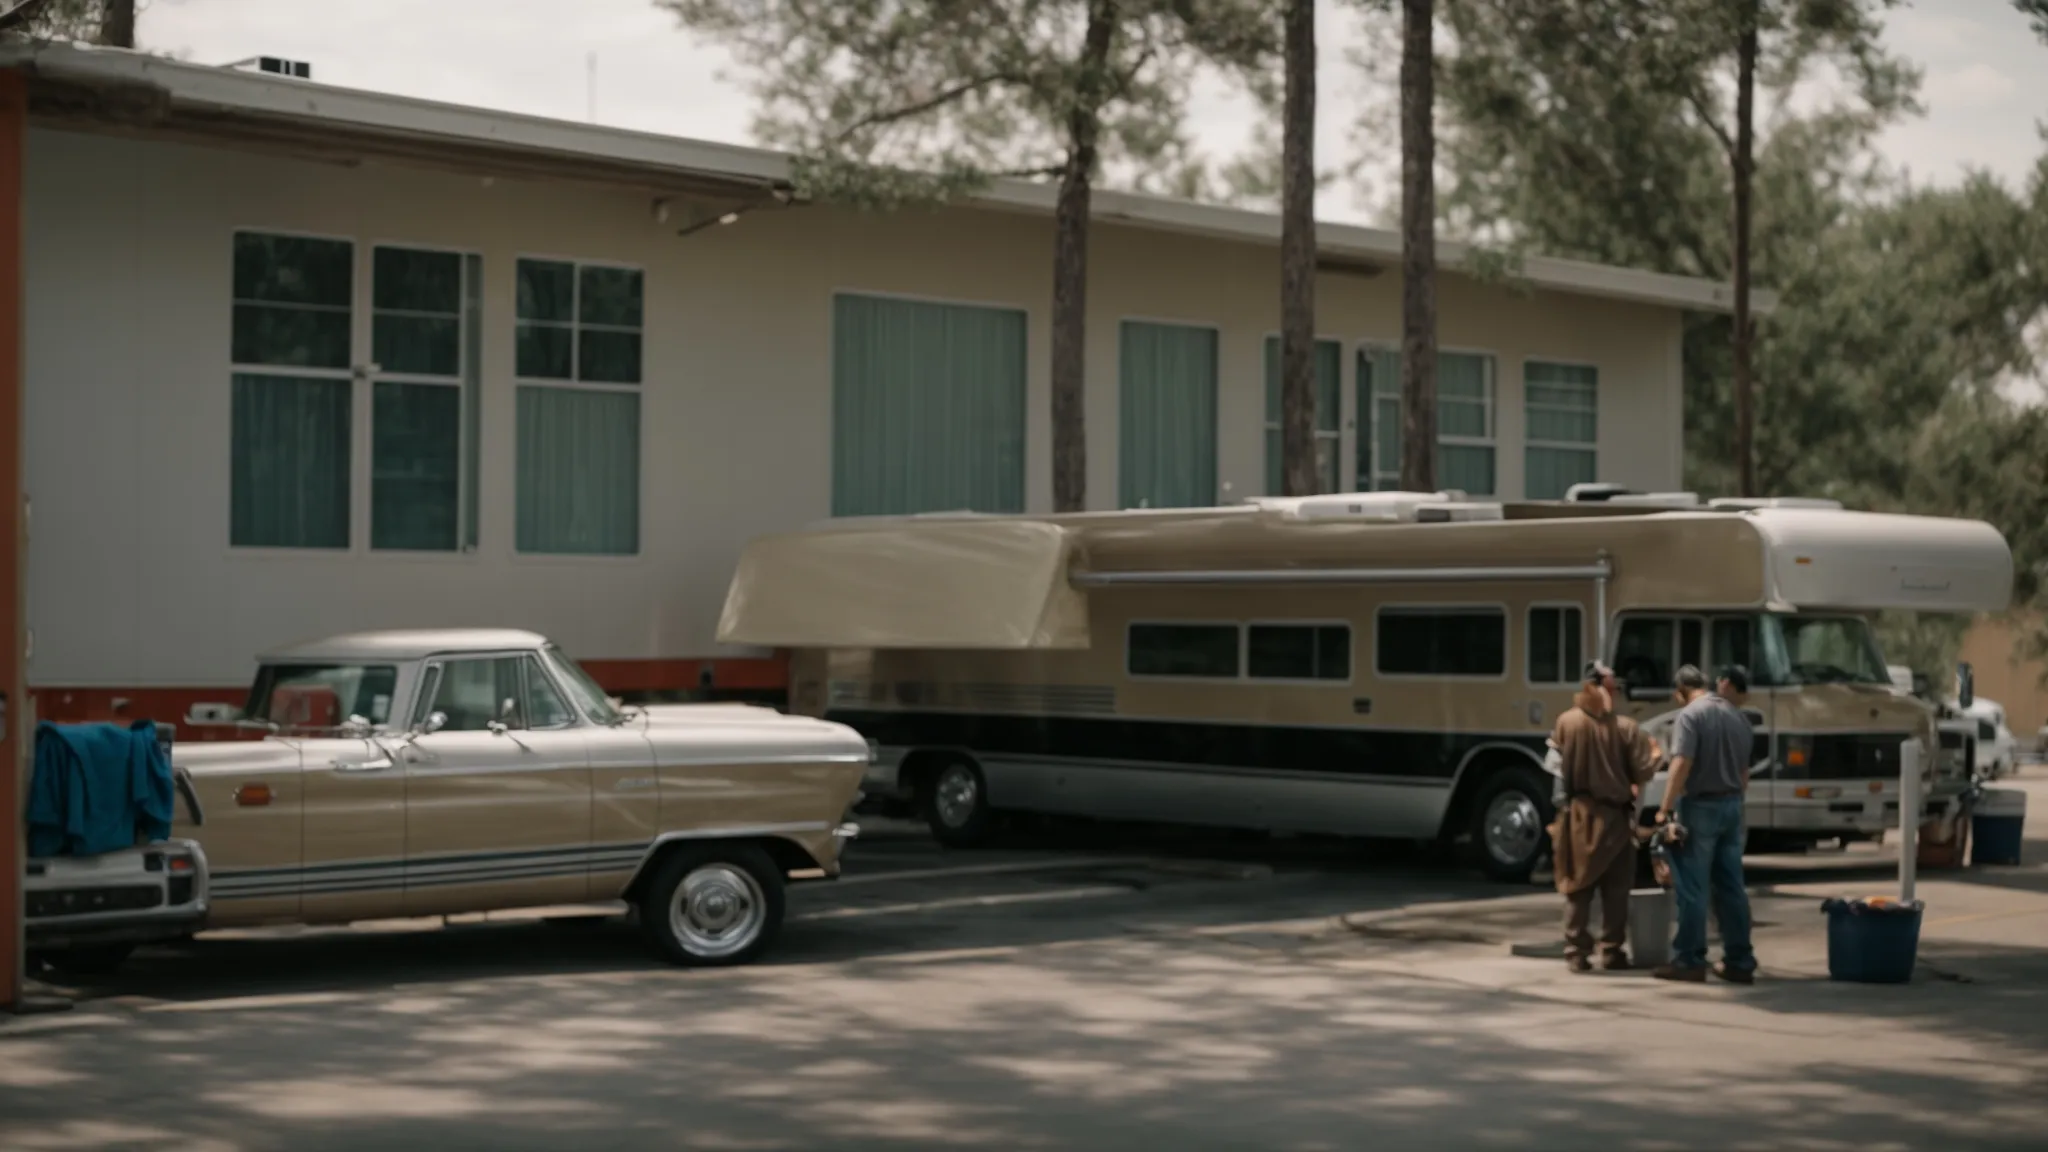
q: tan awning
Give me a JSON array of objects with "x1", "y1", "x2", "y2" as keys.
[{"x1": 717, "y1": 518, "x2": 1089, "y2": 649}]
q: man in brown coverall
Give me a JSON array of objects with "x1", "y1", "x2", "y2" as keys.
[{"x1": 1549, "y1": 660, "x2": 1664, "y2": 972}]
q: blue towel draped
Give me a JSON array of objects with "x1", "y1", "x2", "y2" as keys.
[{"x1": 26, "y1": 720, "x2": 176, "y2": 858}]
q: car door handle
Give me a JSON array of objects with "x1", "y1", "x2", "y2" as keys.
[{"x1": 331, "y1": 757, "x2": 394, "y2": 773}]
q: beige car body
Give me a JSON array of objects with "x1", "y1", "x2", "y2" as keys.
[{"x1": 169, "y1": 629, "x2": 868, "y2": 933}]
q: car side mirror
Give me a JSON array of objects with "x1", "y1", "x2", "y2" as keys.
[
  {"x1": 418, "y1": 711, "x2": 447, "y2": 736},
  {"x1": 500, "y1": 697, "x2": 518, "y2": 720},
  {"x1": 1957, "y1": 662, "x2": 1974, "y2": 710}
]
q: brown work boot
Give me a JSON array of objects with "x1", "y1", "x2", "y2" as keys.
[
  {"x1": 1652, "y1": 964, "x2": 1708, "y2": 983},
  {"x1": 1567, "y1": 954, "x2": 1593, "y2": 974},
  {"x1": 1713, "y1": 962, "x2": 1756, "y2": 985},
  {"x1": 1600, "y1": 951, "x2": 1632, "y2": 971}
]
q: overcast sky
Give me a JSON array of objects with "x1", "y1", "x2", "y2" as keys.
[{"x1": 137, "y1": 0, "x2": 2047, "y2": 227}]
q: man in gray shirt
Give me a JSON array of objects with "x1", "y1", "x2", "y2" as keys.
[{"x1": 1652, "y1": 664, "x2": 1759, "y2": 984}]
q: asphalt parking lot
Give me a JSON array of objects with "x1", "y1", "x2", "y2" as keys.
[{"x1": 5, "y1": 791, "x2": 2047, "y2": 1151}]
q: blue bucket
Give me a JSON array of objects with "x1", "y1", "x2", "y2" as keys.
[
  {"x1": 1972, "y1": 788, "x2": 2026, "y2": 866},
  {"x1": 1822, "y1": 898, "x2": 1923, "y2": 984}
]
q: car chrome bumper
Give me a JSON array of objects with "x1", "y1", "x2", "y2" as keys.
[{"x1": 26, "y1": 839, "x2": 211, "y2": 950}]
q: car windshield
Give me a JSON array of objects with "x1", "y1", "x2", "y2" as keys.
[
  {"x1": 1761, "y1": 614, "x2": 1890, "y2": 687},
  {"x1": 246, "y1": 663, "x2": 400, "y2": 727},
  {"x1": 542, "y1": 645, "x2": 623, "y2": 725}
]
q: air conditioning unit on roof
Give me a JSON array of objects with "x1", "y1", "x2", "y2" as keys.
[
  {"x1": 1256, "y1": 492, "x2": 1461, "y2": 522},
  {"x1": 1603, "y1": 492, "x2": 1701, "y2": 508}
]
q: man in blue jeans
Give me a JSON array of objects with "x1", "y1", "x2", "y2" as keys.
[{"x1": 1653, "y1": 664, "x2": 1759, "y2": 984}]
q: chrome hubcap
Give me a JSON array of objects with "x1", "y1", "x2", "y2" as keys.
[
  {"x1": 668, "y1": 864, "x2": 766, "y2": 958},
  {"x1": 1484, "y1": 792, "x2": 1544, "y2": 867},
  {"x1": 934, "y1": 764, "x2": 980, "y2": 828}
]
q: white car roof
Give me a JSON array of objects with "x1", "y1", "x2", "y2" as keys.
[{"x1": 259, "y1": 628, "x2": 551, "y2": 662}]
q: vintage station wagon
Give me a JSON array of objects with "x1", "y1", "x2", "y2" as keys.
[{"x1": 29, "y1": 628, "x2": 869, "y2": 974}]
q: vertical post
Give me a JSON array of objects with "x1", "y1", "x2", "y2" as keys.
[
  {"x1": 1593, "y1": 556, "x2": 1609, "y2": 663},
  {"x1": 1898, "y1": 738, "x2": 1921, "y2": 905},
  {"x1": 0, "y1": 69, "x2": 27, "y2": 1012}
]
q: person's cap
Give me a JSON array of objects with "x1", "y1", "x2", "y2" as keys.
[
  {"x1": 1717, "y1": 663, "x2": 1751, "y2": 693},
  {"x1": 1582, "y1": 660, "x2": 1615, "y2": 684}
]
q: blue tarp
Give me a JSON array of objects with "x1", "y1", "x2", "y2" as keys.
[{"x1": 27, "y1": 720, "x2": 176, "y2": 858}]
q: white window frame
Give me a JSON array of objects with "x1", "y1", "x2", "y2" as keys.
[
  {"x1": 1524, "y1": 601, "x2": 1588, "y2": 687},
  {"x1": 511, "y1": 252, "x2": 647, "y2": 560},
  {"x1": 368, "y1": 241, "x2": 482, "y2": 555},
  {"x1": 1261, "y1": 332, "x2": 1345, "y2": 496},
  {"x1": 1372, "y1": 603, "x2": 1511, "y2": 682},
  {"x1": 1522, "y1": 358, "x2": 1599, "y2": 499},
  {"x1": 227, "y1": 227, "x2": 359, "y2": 554},
  {"x1": 1353, "y1": 343, "x2": 1499, "y2": 496}
]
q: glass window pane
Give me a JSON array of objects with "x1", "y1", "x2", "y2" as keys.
[
  {"x1": 1529, "y1": 607, "x2": 1561, "y2": 682},
  {"x1": 1128, "y1": 623, "x2": 1239, "y2": 678},
  {"x1": 1377, "y1": 609, "x2": 1506, "y2": 677},
  {"x1": 234, "y1": 233, "x2": 352, "y2": 307},
  {"x1": 1614, "y1": 617, "x2": 1675, "y2": 692},
  {"x1": 1526, "y1": 361, "x2": 1597, "y2": 390},
  {"x1": 1526, "y1": 446, "x2": 1597, "y2": 500},
  {"x1": 516, "y1": 385, "x2": 640, "y2": 555},
  {"x1": 578, "y1": 266, "x2": 644, "y2": 328},
  {"x1": 1528, "y1": 407, "x2": 1597, "y2": 444},
  {"x1": 233, "y1": 303, "x2": 350, "y2": 369},
  {"x1": 578, "y1": 328, "x2": 642, "y2": 384},
  {"x1": 524, "y1": 657, "x2": 576, "y2": 729},
  {"x1": 1318, "y1": 625, "x2": 1351, "y2": 679},
  {"x1": 373, "y1": 314, "x2": 459, "y2": 377},
  {"x1": 1712, "y1": 616, "x2": 1756, "y2": 671},
  {"x1": 1439, "y1": 352, "x2": 1490, "y2": 400},
  {"x1": 1563, "y1": 608, "x2": 1583, "y2": 676},
  {"x1": 1440, "y1": 397, "x2": 1488, "y2": 438},
  {"x1": 431, "y1": 657, "x2": 523, "y2": 731},
  {"x1": 517, "y1": 322, "x2": 573, "y2": 379},
  {"x1": 1249, "y1": 624, "x2": 1351, "y2": 680},
  {"x1": 516, "y1": 259, "x2": 575, "y2": 322},
  {"x1": 1438, "y1": 443, "x2": 1496, "y2": 496},
  {"x1": 373, "y1": 248, "x2": 461, "y2": 313},
  {"x1": 231, "y1": 373, "x2": 350, "y2": 548},
  {"x1": 372, "y1": 381, "x2": 460, "y2": 551}
]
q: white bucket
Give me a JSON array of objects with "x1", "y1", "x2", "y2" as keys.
[{"x1": 1629, "y1": 887, "x2": 1674, "y2": 967}]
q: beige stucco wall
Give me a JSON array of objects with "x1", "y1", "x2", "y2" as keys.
[{"x1": 23, "y1": 126, "x2": 1685, "y2": 685}]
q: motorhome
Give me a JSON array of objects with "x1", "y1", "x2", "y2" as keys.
[{"x1": 718, "y1": 491, "x2": 2013, "y2": 881}]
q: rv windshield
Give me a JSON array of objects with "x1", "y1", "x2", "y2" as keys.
[{"x1": 1760, "y1": 614, "x2": 1890, "y2": 687}]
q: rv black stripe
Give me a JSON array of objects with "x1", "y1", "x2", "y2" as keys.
[{"x1": 828, "y1": 709, "x2": 1546, "y2": 781}]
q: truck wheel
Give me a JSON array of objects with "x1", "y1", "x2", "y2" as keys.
[
  {"x1": 924, "y1": 758, "x2": 996, "y2": 847},
  {"x1": 640, "y1": 844, "x2": 785, "y2": 967},
  {"x1": 1470, "y1": 767, "x2": 1553, "y2": 882},
  {"x1": 36, "y1": 943, "x2": 136, "y2": 978}
]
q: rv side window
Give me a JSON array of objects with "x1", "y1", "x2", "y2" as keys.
[
  {"x1": 1376, "y1": 608, "x2": 1506, "y2": 677},
  {"x1": 1711, "y1": 616, "x2": 1757, "y2": 672},
  {"x1": 1612, "y1": 614, "x2": 1705, "y2": 698},
  {"x1": 1526, "y1": 606, "x2": 1584, "y2": 684},
  {"x1": 1248, "y1": 624, "x2": 1351, "y2": 681},
  {"x1": 1128, "y1": 623, "x2": 1240, "y2": 679}
]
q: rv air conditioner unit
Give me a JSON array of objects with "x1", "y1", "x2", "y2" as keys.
[
  {"x1": 1707, "y1": 497, "x2": 1845, "y2": 511},
  {"x1": 1603, "y1": 492, "x2": 1701, "y2": 508},
  {"x1": 1257, "y1": 492, "x2": 1465, "y2": 522},
  {"x1": 1564, "y1": 483, "x2": 1636, "y2": 502}
]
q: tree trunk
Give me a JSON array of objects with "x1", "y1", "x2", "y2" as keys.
[
  {"x1": 1399, "y1": 0, "x2": 1437, "y2": 494},
  {"x1": 1731, "y1": 2, "x2": 1758, "y2": 498},
  {"x1": 99, "y1": 0, "x2": 135, "y2": 47},
  {"x1": 1049, "y1": 2, "x2": 1118, "y2": 514},
  {"x1": 1279, "y1": 0, "x2": 1318, "y2": 497}
]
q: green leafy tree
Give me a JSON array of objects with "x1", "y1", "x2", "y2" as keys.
[
  {"x1": 0, "y1": 0, "x2": 132, "y2": 44},
  {"x1": 660, "y1": 0, "x2": 1277, "y2": 513}
]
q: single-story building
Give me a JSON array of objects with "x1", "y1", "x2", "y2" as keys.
[{"x1": 2, "y1": 41, "x2": 1757, "y2": 723}]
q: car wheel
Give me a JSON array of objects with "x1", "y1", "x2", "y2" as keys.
[
  {"x1": 640, "y1": 844, "x2": 785, "y2": 967},
  {"x1": 34, "y1": 942, "x2": 136, "y2": 978},
  {"x1": 924, "y1": 758, "x2": 996, "y2": 847},
  {"x1": 1471, "y1": 767, "x2": 1553, "y2": 883}
]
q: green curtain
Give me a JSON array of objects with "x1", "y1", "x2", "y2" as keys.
[
  {"x1": 1524, "y1": 361, "x2": 1598, "y2": 499},
  {"x1": 516, "y1": 386, "x2": 640, "y2": 554},
  {"x1": 832, "y1": 294, "x2": 1026, "y2": 516},
  {"x1": 372, "y1": 382, "x2": 461, "y2": 550},
  {"x1": 1263, "y1": 336, "x2": 1340, "y2": 495},
  {"x1": 231, "y1": 373, "x2": 351, "y2": 548},
  {"x1": 1357, "y1": 348, "x2": 1495, "y2": 495},
  {"x1": 1119, "y1": 321, "x2": 1217, "y2": 508}
]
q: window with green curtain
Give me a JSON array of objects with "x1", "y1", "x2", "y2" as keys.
[
  {"x1": 1354, "y1": 347, "x2": 1496, "y2": 495},
  {"x1": 1263, "y1": 336, "x2": 1341, "y2": 495},
  {"x1": 832, "y1": 293, "x2": 1026, "y2": 516},
  {"x1": 1119, "y1": 321, "x2": 1217, "y2": 508},
  {"x1": 231, "y1": 232, "x2": 354, "y2": 548},
  {"x1": 1525, "y1": 361, "x2": 1598, "y2": 500},
  {"x1": 516, "y1": 386, "x2": 640, "y2": 555},
  {"x1": 514, "y1": 257, "x2": 643, "y2": 555},
  {"x1": 371, "y1": 247, "x2": 479, "y2": 551}
]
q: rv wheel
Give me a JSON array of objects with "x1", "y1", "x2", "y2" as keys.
[
  {"x1": 924, "y1": 758, "x2": 996, "y2": 847},
  {"x1": 1471, "y1": 767, "x2": 1552, "y2": 882}
]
